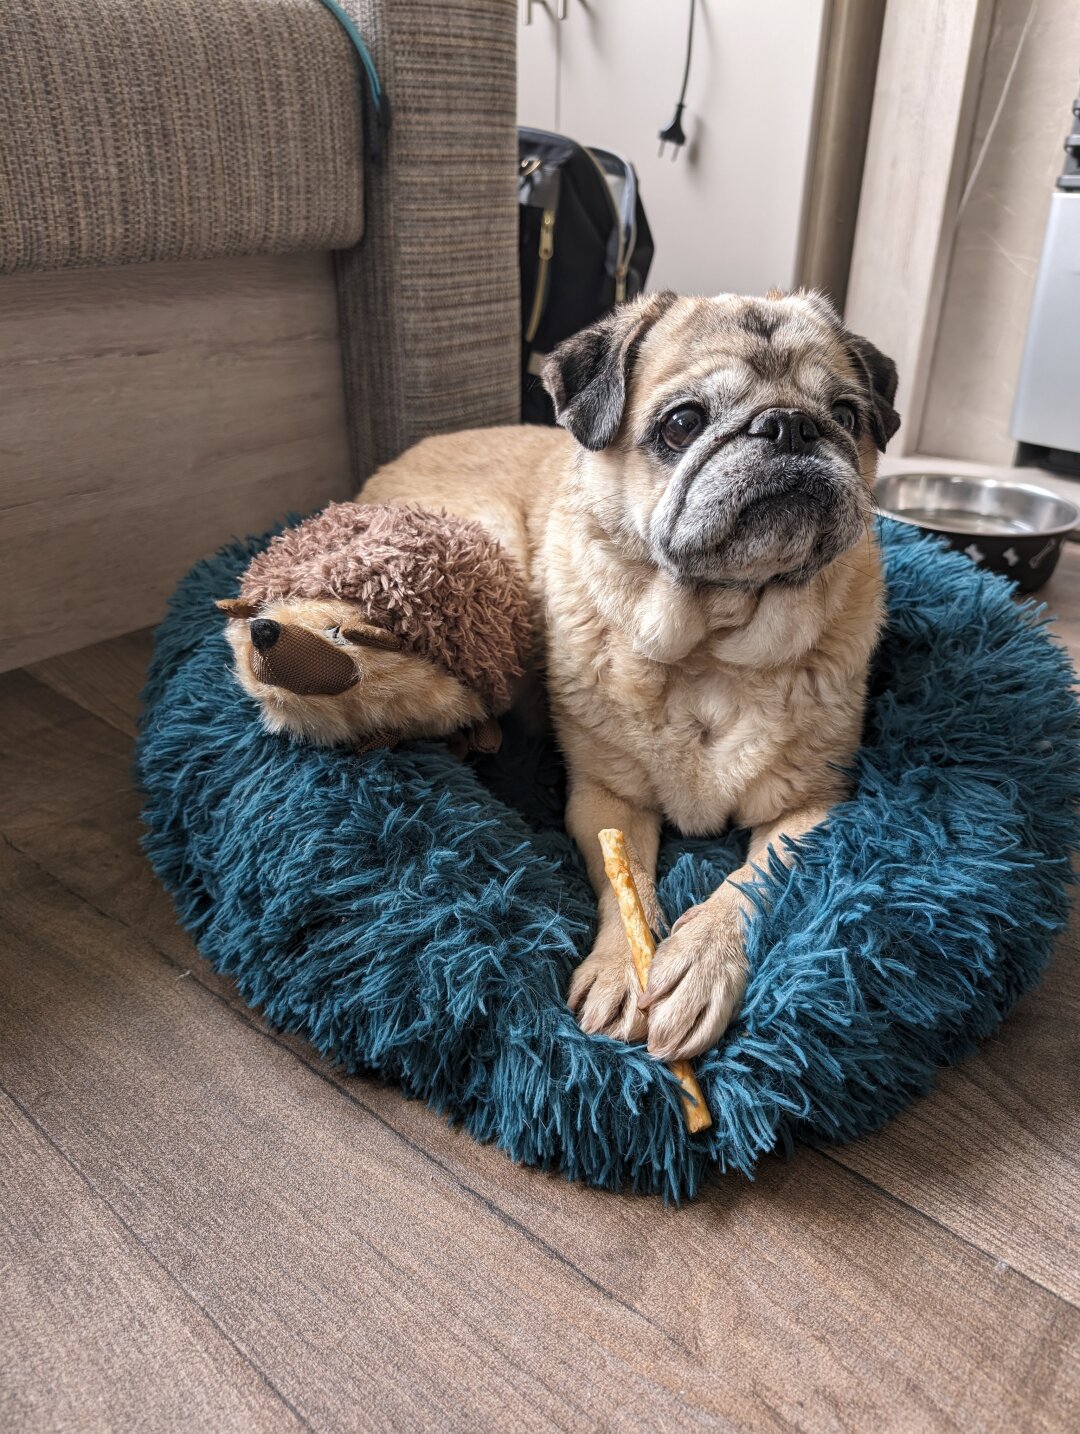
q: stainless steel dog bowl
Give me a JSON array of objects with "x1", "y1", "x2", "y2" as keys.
[{"x1": 873, "y1": 472, "x2": 1079, "y2": 592}]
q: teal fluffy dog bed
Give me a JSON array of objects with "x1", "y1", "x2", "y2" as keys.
[{"x1": 137, "y1": 519, "x2": 1080, "y2": 1200}]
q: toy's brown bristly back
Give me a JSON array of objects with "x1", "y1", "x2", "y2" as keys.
[{"x1": 239, "y1": 503, "x2": 532, "y2": 711}]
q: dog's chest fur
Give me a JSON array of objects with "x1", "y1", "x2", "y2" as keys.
[{"x1": 544, "y1": 517, "x2": 882, "y2": 836}]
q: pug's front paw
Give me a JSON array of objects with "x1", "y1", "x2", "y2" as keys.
[
  {"x1": 639, "y1": 896, "x2": 747, "y2": 1060},
  {"x1": 568, "y1": 927, "x2": 647, "y2": 1044}
]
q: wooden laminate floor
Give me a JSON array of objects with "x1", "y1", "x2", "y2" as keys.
[{"x1": 3, "y1": 552, "x2": 1080, "y2": 1433}]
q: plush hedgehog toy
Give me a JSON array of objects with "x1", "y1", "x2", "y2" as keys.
[{"x1": 217, "y1": 502, "x2": 533, "y2": 754}]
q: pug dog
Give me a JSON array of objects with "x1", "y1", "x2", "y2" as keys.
[
  {"x1": 352, "y1": 289, "x2": 899, "y2": 1061},
  {"x1": 540, "y1": 289, "x2": 898, "y2": 1060}
]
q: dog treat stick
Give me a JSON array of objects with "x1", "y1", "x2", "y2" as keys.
[{"x1": 598, "y1": 829, "x2": 712, "y2": 1133}]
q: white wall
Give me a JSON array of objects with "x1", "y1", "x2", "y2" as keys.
[{"x1": 517, "y1": 0, "x2": 827, "y2": 297}]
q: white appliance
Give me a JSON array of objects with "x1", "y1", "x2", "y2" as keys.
[{"x1": 1011, "y1": 91, "x2": 1080, "y2": 472}]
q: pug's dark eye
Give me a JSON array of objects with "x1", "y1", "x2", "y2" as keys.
[
  {"x1": 831, "y1": 401, "x2": 858, "y2": 434},
  {"x1": 659, "y1": 405, "x2": 706, "y2": 452}
]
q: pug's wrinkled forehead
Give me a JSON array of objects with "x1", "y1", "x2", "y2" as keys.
[
  {"x1": 639, "y1": 293, "x2": 860, "y2": 422},
  {"x1": 543, "y1": 289, "x2": 900, "y2": 457}
]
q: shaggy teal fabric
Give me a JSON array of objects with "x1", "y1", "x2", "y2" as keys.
[{"x1": 137, "y1": 520, "x2": 1080, "y2": 1200}]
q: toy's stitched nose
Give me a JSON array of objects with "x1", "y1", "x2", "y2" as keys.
[
  {"x1": 250, "y1": 618, "x2": 280, "y2": 652},
  {"x1": 248, "y1": 623, "x2": 360, "y2": 696}
]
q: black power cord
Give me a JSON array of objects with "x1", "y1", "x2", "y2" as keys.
[{"x1": 658, "y1": 0, "x2": 696, "y2": 160}]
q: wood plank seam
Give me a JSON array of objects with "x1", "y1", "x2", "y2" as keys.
[
  {"x1": 818, "y1": 1147, "x2": 1080, "y2": 1315},
  {"x1": 0, "y1": 1063, "x2": 312, "y2": 1432}
]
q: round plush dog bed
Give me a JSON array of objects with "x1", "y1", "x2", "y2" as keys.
[{"x1": 137, "y1": 519, "x2": 1080, "y2": 1200}]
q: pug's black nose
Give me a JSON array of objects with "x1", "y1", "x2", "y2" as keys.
[
  {"x1": 748, "y1": 408, "x2": 821, "y2": 455},
  {"x1": 249, "y1": 618, "x2": 281, "y2": 652}
]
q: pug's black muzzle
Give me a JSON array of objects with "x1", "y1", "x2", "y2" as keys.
[{"x1": 651, "y1": 448, "x2": 866, "y2": 587}]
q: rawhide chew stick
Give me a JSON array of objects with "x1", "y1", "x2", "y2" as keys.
[{"x1": 598, "y1": 829, "x2": 712, "y2": 1133}]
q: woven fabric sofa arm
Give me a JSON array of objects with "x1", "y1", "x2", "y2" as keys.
[
  {"x1": 0, "y1": 0, "x2": 367, "y2": 274},
  {"x1": 334, "y1": 0, "x2": 521, "y2": 475}
]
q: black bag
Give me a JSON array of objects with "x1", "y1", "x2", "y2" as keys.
[{"x1": 518, "y1": 127, "x2": 655, "y2": 425}]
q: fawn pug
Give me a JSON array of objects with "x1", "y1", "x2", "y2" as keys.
[{"x1": 538, "y1": 289, "x2": 898, "y2": 1060}]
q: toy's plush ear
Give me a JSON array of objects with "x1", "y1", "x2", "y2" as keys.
[
  {"x1": 340, "y1": 623, "x2": 403, "y2": 652},
  {"x1": 216, "y1": 598, "x2": 258, "y2": 620}
]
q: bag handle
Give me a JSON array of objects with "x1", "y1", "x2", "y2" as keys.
[{"x1": 588, "y1": 147, "x2": 639, "y2": 300}]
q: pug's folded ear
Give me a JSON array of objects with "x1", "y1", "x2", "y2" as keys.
[
  {"x1": 542, "y1": 291, "x2": 677, "y2": 451},
  {"x1": 844, "y1": 333, "x2": 901, "y2": 451}
]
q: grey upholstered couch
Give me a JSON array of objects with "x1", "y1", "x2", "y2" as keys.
[{"x1": 0, "y1": 0, "x2": 518, "y2": 669}]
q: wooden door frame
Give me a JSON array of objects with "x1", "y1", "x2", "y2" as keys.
[{"x1": 796, "y1": 0, "x2": 888, "y2": 312}]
